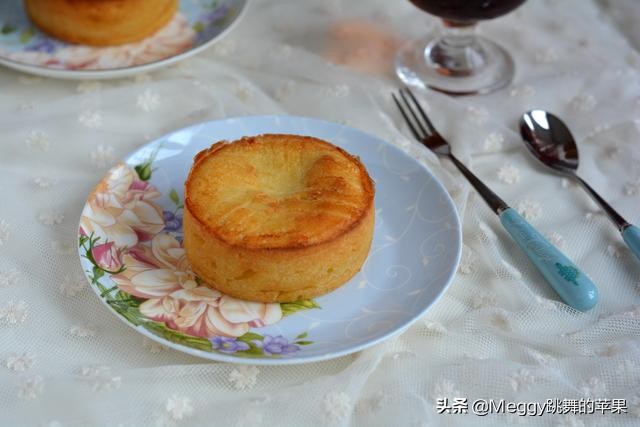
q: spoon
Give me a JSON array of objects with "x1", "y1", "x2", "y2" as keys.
[{"x1": 520, "y1": 110, "x2": 640, "y2": 261}]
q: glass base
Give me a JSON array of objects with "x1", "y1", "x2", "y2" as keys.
[{"x1": 395, "y1": 34, "x2": 514, "y2": 96}]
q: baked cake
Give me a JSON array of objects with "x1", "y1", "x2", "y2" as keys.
[
  {"x1": 183, "y1": 134, "x2": 375, "y2": 303},
  {"x1": 24, "y1": 0, "x2": 178, "y2": 46}
]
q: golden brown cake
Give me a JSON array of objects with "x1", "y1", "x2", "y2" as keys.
[
  {"x1": 183, "y1": 134, "x2": 375, "y2": 303},
  {"x1": 24, "y1": 0, "x2": 178, "y2": 46}
]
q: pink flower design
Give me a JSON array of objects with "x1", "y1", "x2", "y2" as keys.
[
  {"x1": 112, "y1": 234, "x2": 282, "y2": 338},
  {"x1": 112, "y1": 233, "x2": 195, "y2": 298},
  {"x1": 91, "y1": 241, "x2": 123, "y2": 272},
  {"x1": 80, "y1": 164, "x2": 164, "y2": 248}
]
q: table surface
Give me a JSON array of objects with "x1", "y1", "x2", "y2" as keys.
[{"x1": 1, "y1": 0, "x2": 640, "y2": 426}]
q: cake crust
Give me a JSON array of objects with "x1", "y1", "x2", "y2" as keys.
[{"x1": 183, "y1": 134, "x2": 375, "y2": 302}]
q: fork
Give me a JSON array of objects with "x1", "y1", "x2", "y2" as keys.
[{"x1": 392, "y1": 87, "x2": 598, "y2": 312}]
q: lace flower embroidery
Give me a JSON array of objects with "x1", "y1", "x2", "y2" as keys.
[
  {"x1": 78, "y1": 365, "x2": 122, "y2": 392},
  {"x1": 545, "y1": 232, "x2": 565, "y2": 249},
  {"x1": 137, "y1": 89, "x2": 161, "y2": 112},
  {"x1": 78, "y1": 109, "x2": 103, "y2": 128},
  {"x1": 499, "y1": 260, "x2": 522, "y2": 280},
  {"x1": 508, "y1": 369, "x2": 536, "y2": 392},
  {"x1": 142, "y1": 337, "x2": 166, "y2": 354},
  {"x1": 38, "y1": 209, "x2": 64, "y2": 226},
  {"x1": 624, "y1": 179, "x2": 640, "y2": 196},
  {"x1": 69, "y1": 323, "x2": 98, "y2": 338},
  {"x1": 275, "y1": 80, "x2": 296, "y2": 101},
  {"x1": 0, "y1": 300, "x2": 28, "y2": 324},
  {"x1": 534, "y1": 47, "x2": 558, "y2": 64},
  {"x1": 490, "y1": 312, "x2": 512, "y2": 332},
  {"x1": 423, "y1": 320, "x2": 446, "y2": 334},
  {"x1": 60, "y1": 273, "x2": 86, "y2": 297},
  {"x1": 570, "y1": 94, "x2": 597, "y2": 112},
  {"x1": 595, "y1": 343, "x2": 619, "y2": 357},
  {"x1": 6, "y1": 353, "x2": 35, "y2": 372},
  {"x1": 166, "y1": 395, "x2": 194, "y2": 421},
  {"x1": 33, "y1": 176, "x2": 57, "y2": 188},
  {"x1": 228, "y1": 365, "x2": 260, "y2": 390},
  {"x1": 18, "y1": 375, "x2": 44, "y2": 400},
  {"x1": 323, "y1": 391, "x2": 352, "y2": 420},
  {"x1": 509, "y1": 85, "x2": 535, "y2": 97},
  {"x1": 431, "y1": 379, "x2": 461, "y2": 400},
  {"x1": 91, "y1": 145, "x2": 115, "y2": 168},
  {"x1": 234, "y1": 82, "x2": 254, "y2": 101},
  {"x1": 25, "y1": 130, "x2": 50, "y2": 152},
  {"x1": 535, "y1": 295, "x2": 559, "y2": 310},
  {"x1": 579, "y1": 377, "x2": 606, "y2": 398},
  {"x1": 607, "y1": 244, "x2": 624, "y2": 259},
  {"x1": 471, "y1": 294, "x2": 496, "y2": 309},
  {"x1": 527, "y1": 349, "x2": 556, "y2": 366},
  {"x1": 0, "y1": 269, "x2": 19, "y2": 288},
  {"x1": 467, "y1": 106, "x2": 489, "y2": 124},
  {"x1": 19, "y1": 102, "x2": 35, "y2": 112},
  {"x1": 516, "y1": 199, "x2": 542, "y2": 220},
  {"x1": 497, "y1": 163, "x2": 521, "y2": 184},
  {"x1": 51, "y1": 240, "x2": 74, "y2": 254},
  {"x1": 614, "y1": 359, "x2": 638, "y2": 377},
  {"x1": 458, "y1": 246, "x2": 477, "y2": 275},
  {"x1": 483, "y1": 132, "x2": 504, "y2": 152},
  {"x1": 212, "y1": 40, "x2": 236, "y2": 57}
]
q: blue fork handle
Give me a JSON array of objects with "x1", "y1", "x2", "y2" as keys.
[
  {"x1": 622, "y1": 225, "x2": 640, "y2": 261},
  {"x1": 499, "y1": 208, "x2": 599, "y2": 312}
]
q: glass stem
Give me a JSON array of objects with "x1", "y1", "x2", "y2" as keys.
[{"x1": 425, "y1": 22, "x2": 486, "y2": 77}]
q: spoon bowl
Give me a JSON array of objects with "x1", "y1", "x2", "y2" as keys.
[
  {"x1": 520, "y1": 110, "x2": 579, "y2": 175},
  {"x1": 519, "y1": 109, "x2": 640, "y2": 262}
]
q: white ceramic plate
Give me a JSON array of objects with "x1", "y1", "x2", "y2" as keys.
[
  {"x1": 77, "y1": 116, "x2": 462, "y2": 365},
  {"x1": 0, "y1": 0, "x2": 246, "y2": 79}
]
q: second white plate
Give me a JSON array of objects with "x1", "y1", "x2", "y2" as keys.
[{"x1": 0, "y1": 0, "x2": 247, "y2": 79}]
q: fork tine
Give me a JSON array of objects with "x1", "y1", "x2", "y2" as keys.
[
  {"x1": 398, "y1": 89, "x2": 431, "y2": 139},
  {"x1": 392, "y1": 92, "x2": 423, "y2": 142},
  {"x1": 403, "y1": 87, "x2": 438, "y2": 136}
]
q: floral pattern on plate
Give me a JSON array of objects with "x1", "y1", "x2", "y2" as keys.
[
  {"x1": 79, "y1": 160, "x2": 317, "y2": 359},
  {"x1": 0, "y1": 0, "x2": 246, "y2": 76}
]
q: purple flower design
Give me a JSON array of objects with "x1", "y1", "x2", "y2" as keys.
[
  {"x1": 194, "y1": 4, "x2": 232, "y2": 44},
  {"x1": 26, "y1": 37, "x2": 61, "y2": 53},
  {"x1": 209, "y1": 336, "x2": 250, "y2": 354},
  {"x1": 202, "y1": 4, "x2": 231, "y2": 24},
  {"x1": 253, "y1": 335, "x2": 300, "y2": 356},
  {"x1": 163, "y1": 210, "x2": 183, "y2": 233}
]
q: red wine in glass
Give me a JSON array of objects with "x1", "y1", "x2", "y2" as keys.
[
  {"x1": 410, "y1": 0, "x2": 526, "y2": 25},
  {"x1": 396, "y1": 0, "x2": 527, "y2": 95}
]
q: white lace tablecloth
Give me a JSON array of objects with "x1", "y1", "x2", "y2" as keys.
[{"x1": 1, "y1": 0, "x2": 640, "y2": 425}]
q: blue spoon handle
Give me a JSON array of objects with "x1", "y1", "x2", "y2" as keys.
[
  {"x1": 576, "y1": 176, "x2": 640, "y2": 260},
  {"x1": 499, "y1": 208, "x2": 599, "y2": 311},
  {"x1": 622, "y1": 225, "x2": 640, "y2": 261}
]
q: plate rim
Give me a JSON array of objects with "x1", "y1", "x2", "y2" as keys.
[
  {"x1": 0, "y1": 0, "x2": 248, "y2": 80},
  {"x1": 77, "y1": 115, "x2": 462, "y2": 365}
]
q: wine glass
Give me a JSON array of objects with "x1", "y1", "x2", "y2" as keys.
[{"x1": 395, "y1": 0, "x2": 526, "y2": 95}]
